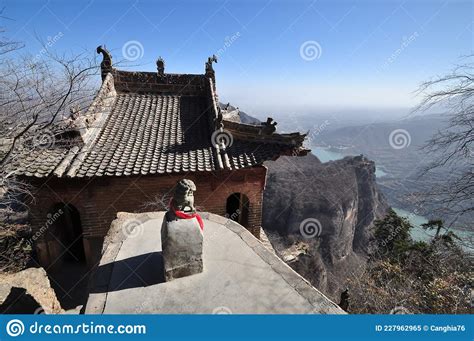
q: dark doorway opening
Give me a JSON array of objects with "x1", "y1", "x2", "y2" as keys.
[
  {"x1": 49, "y1": 203, "x2": 85, "y2": 262},
  {"x1": 45, "y1": 203, "x2": 88, "y2": 310},
  {"x1": 226, "y1": 193, "x2": 250, "y2": 227}
]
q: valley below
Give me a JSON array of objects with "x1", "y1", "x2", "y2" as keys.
[
  {"x1": 278, "y1": 112, "x2": 473, "y2": 248},
  {"x1": 312, "y1": 146, "x2": 473, "y2": 253},
  {"x1": 259, "y1": 111, "x2": 473, "y2": 306}
]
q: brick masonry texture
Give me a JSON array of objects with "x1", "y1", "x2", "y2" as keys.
[{"x1": 27, "y1": 167, "x2": 266, "y2": 268}]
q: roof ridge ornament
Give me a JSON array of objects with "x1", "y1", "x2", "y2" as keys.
[
  {"x1": 262, "y1": 117, "x2": 277, "y2": 135},
  {"x1": 157, "y1": 56, "x2": 165, "y2": 76},
  {"x1": 97, "y1": 45, "x2": 113, "y2": 80},
  {"x1": 205, "y1": 54, "x2": 217, "y2": 70},
  {"x1": 205, "y1": 55, "x2": 217, "y2": 79},
  {"x1": 206, "y1": 55, "x2": 219, "y2": 105}
]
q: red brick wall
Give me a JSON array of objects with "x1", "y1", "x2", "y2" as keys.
[{"x1": 27, "y1": 166, "x2": 266, "y2": 267}]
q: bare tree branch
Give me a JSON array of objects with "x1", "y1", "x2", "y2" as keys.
[
  {"x1": 414, "y1": 55, "x2": 474, "y2": 221},
  {"x1": 0, "y1": 17, "x2": 100, "y2": 209}
]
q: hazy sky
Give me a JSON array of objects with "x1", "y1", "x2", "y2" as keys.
[{"x1": 2, "y1": 0, "x2": 472, "y2": 117}]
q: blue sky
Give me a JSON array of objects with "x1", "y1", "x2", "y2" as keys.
[{"x1": 2, "y1": 0, "x2": 472, "y2": 116}]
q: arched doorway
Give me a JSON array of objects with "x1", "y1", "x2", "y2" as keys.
[
  {"x1": 44, "y1": 203, "x2": 88, "y2": 310},
  {"x1": 226, "y1": 193, "x2": 250, "y2": 227},
  {"x1": 47, "y1": 203, "x2": 85, "y2": 263}
]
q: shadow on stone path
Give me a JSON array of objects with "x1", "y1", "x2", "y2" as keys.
[{"x1": 91, "y1": 252, "x2": 164, "y2": 293}]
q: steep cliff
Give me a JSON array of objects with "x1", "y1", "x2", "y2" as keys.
[{"x1": 263, "y1": 154, "x2": 389, "y2": 301}]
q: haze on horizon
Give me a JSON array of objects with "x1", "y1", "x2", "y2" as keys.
[{"x1": 3, "y1": 0, "x2": 471, "y2": 118}]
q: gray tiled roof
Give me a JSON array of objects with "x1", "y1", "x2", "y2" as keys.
[
  {"x1": 12, "y1": 62, "x2": 306, "y2": 179},
  {"x1": 10, "y1": 148, "x2": 69, "y2": 178},
  {"x1": 69, "y1": 92, "x2": 300, "y2": 177},
  {"x1": 74, "y1": 94, "x2": 216, "y2": 177}
]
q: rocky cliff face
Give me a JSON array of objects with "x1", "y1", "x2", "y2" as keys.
[{"x1": 263, "y1": 154, "x2": 389, "y2": 301}]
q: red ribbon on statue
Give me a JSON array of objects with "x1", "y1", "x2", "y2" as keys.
[{"x1": 169, "y1": 199, "x2": 204, "y2": 231}]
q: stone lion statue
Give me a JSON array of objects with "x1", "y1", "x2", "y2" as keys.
[{"x1": 170, "y1": 179, "x2": 196, "y2": 212}]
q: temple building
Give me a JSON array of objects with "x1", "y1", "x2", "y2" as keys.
[{"x1": 13, "y1": 46, "x2": 307, "y2": 269}]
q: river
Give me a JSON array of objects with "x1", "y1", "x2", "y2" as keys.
[
  {"x1": 314, "y1": 147, "x2": 388, "y2": 177},
  {"x1": 312, "y1": 147, "x2": 473, "y2": 252}
]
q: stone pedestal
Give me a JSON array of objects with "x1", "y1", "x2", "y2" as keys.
[{"x1": 161, "y1": 214, "x2": 203, "y2": 281}]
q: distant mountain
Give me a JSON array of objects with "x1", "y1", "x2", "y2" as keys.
[
  {"x1": 310, "y1": 113, "x2": 471, "y2": 228},
  {"x1": 316, "y1": 113, "x2": 447, "y2": 150},
  {"x1": 219, "y1": 102, "x2": 261, "y2": 125}
]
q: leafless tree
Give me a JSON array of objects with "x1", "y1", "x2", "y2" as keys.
[
  {"x1": 0, "y1": 15, "x2": 100, "y2": 210},
  {"x1": 0, "y1": 9, "x2": 22, "y2": 55},
  {"x1": 415, "y1": 55, "x2": 473, "y2": 225}
]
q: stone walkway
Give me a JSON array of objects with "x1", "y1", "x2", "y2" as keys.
[{"x1": 86, "y1": 212, "x2": 343, "y2": 314}]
